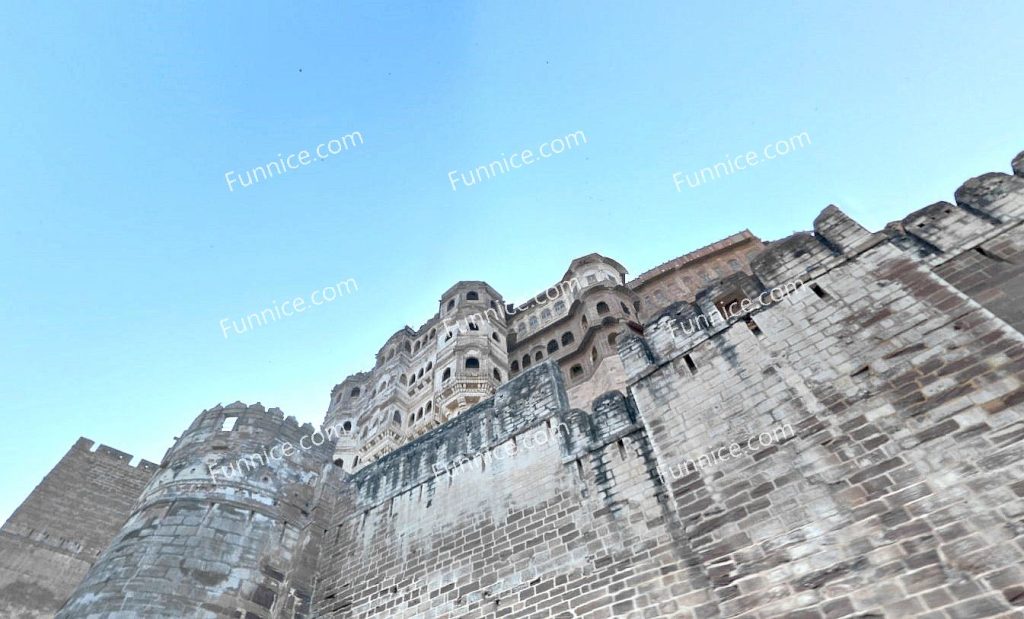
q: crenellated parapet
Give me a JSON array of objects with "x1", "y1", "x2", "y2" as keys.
[
  {"x1": 621, "y1": 150, "x2": 1024, "y2": 376},
  {"x1": 57, "y1": 402, "x2": 336, "y2": 619}
]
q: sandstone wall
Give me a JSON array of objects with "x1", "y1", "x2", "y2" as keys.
[
  {"x1": 56, "y1": 403, "x2": 335, "y2": 619},
  {"x1": 313, "y1": 362, "x2": 714, "y2": 618},
  {"x1": 0, "y1": 438, "x2": 156, "y2": 618},
  {"x1": 618, "y1": 154, "x2": 1024, "y2": 617}
]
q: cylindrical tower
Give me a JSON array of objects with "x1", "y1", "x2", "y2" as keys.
[{"x1": 57, "y1": 402, "x2": 335, "y2": 619}]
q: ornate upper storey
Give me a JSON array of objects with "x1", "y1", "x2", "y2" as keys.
[{"x1": 324, "y1": 234, "x2": 764, "y2": 472}]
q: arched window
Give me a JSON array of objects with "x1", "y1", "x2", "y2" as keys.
[
  {"x1": 343, "y1": 420, "x2": 352, "y2": 432},
  {"x1": 466, "y1": 291, "x2": 479, "y2": 300},
  {"x1": 465, "y1": 357, "x2": 480, "y2": 369},
  {"x1": 547, "y1": 340, "x2": 559, "y2": 354},
  {"x1": 426, "y1": 401, "x2": 432, "y2": 412},
  {"x1": 429, "y1": 328, "x2": 436, "y2": 339},
  {"x1": 393, "y1": 410, "x2": 402, "y2": 424},
  {"x1": 581, "y1": 315, "x2": 589, "y2": 330},
  {"x1": 442, "y1": 368, "x2": 451, "y2": 381},
  {"x1": 570, "y1": 364, "x2": 584, "y2": 379},
  {"x1": 621, "y1": 302, "x2": 630, "y2": 315},
  {"x1": 404, "y1": 342, "x2": 411, "y2": 353},
  {"x1": 334, "y1": 457, "x2": 344, "y2": 467},
  {"x1": 561, "y1": 332, "x2": 575, "y2": 346},
  {"x1": 608, "y1": 333, "x2": 618, "y2": 346},
  {"x1": 414, "y1": 341, "x2": 421, "y2": 352},
  {"x1": 596, "y1": 302, "x2": 610, "y2": 315},
  {"x1": 516, "y1": 323, "x2": 526, "y2": 334},
  {"x1": 591, "y1": 347, "x2": 598, "y2": 362},
  {"x1": 554, "y1": 301, "x2": 566, "y2": 313},
  {"x1": 350, "y1": 387, "x2": 361, "y2": 398},
  {"x1": 400, "y1": 375, "x2": 408, "y2": 385},
  {"x1": 493, "y1": 369, "x2": 502, "y2": 381},
  {"x1": 409, "y1": 374, "x2": 416, "y2": 385},
  {"x1": 491, "y1": 332, "x2": 500, "y2": 342},
  {"x1": 529, "y1": 316, "x2": 539, "y2": 329},
  {"x1": 447, "y1": 299, "x2": 456, "y2": 311},
  {"x1": 534, "y1": 351, "x2": 543, "y2": 362},
  {"x1": 511, "y1": 360, "x2": 520, "y2": 372},
  {"x1": 445, "y1": 331, "x2": 453, "y2": 341},
  {"x1": 418, "y1": 368, "x2": 424, "y2": 377},
  {"x1": 522, "y1": 355, "x2": 531, "y2": 368},
  {"x1": 541, "y1": 309, "x2": 551, "y2": 321},
  {"x1": 387, "y1": 349, "x2": 395, "y2": 360}
]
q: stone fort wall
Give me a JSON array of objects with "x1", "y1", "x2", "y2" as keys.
[
  {"x1": 616, "y1": 156, "x2": 1024, "y2": 616},
  {"x1": 0, "y1": 438, "x2": 157, "y2": 618},
  {"x1": 7, "y1": 149, "x2": 1024, "y2": 618},
  {"x1": 312, "y1": 150, "x2": 1024, "y2": 618},
  {"x1": 56, "y1": 402, "x2": 335, "y2": 619}
]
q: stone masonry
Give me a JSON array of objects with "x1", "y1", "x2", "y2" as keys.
[{"x1": 3, "y1": 149, "x2": 1024, "y2": 617}]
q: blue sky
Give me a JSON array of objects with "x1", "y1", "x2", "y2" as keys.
[{"x1": 1, "y1": 1, "x2": 1022, "y2": 522}]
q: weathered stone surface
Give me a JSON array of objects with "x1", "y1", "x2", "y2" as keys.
[{"x1": 5, "y1": 148, "x2": 1024, "y2": 618}]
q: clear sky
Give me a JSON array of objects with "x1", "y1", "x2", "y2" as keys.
[{"x1": 1, "y1": 1, "x2": 1022, "y2": 523}]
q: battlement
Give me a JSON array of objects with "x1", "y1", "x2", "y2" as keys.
[
  {"x1": 622, "y1": 149, "x2": 1024, "y2": 377},
  {"x1": 70, "y1": 437, "x2": 159, "y2": 471}
]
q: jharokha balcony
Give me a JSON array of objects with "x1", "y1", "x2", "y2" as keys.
[{"x1": 438, "y1": 371, "x2": 499, "y2": 413}]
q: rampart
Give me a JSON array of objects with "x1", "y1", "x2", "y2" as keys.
[
  {"x1": 57, "y1": 402, "x2": 336, "y2": 619},
  {"x1": 616, "y1": 151, "x2": 1024, "y2": 616},
  {"x1": 0, "y1": 438, "x2": 157, "y2": 618}
]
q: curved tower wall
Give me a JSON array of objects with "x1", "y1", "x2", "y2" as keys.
[{"x1": 57, "y1": 402, "x2": 335, "y2": 619}]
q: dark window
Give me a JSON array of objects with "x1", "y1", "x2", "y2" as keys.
[
  {"x1": 620, "y1": 302, "x2": 630, "y2": 315},
  {"x1": 447, "y1": 299, "x2": 455, "y2": 311},
  {"x1": 493, "y1": 369, "x2": 501, "y2": 381},
  {"x1": 393, "y1": 411, "x2": 402, "y2": 424},
  {"x1": 608, "y1": 333, "x2": 618, "y2": 346},
  {"x1": 468, "y1": 322, "x2": 479, "y2": 331},
  {"x1": 534, "y1": 351, "x2": 543, "y2": 362},
  {"x1": 350, "y1": 387, "x2": 361, "y2": 398},
  {"x1": 465, "y1": 357, "x2": 480, "y2": 369},
  {"x1": 466, "y1": 291, "x2": 479, "y2": 300},
  {"x1": 554, "y1": 300, "x2": 566, "y2": 312},
  {"x1": 561, "y1": 332, "x2": 575, "y2": 346},
  {"x1": 511, "y1": 360, "x2": 520, "y2": 372},
  {"x1": 426, "y1": 401, "x2": 432, "y2": 412},
  {"x1": 547, "y1": 340, "x2": 559, "y2": 353},
  {"x1": 342, "y1": 420, "x2": 352, "y2": 432},
  {"x1": 596, "y1": 302, "x2": 610, "y2": 315},
  {"x1": 522, "y1": 355, "x2": 531, "y2": 368},
  {"x1": 541, "y1": 309, "x2": 551, "y2": 320},
  {"x1": 442, "y1": 368, "x2": 451, "y2": 381},
  {"x1": 491, "y1": 332, "x2": 500, "y2": 342},
  {"x1": 570, "y1": 364, "x2": 583, "y2": 378},
  {"x1": 581, "y1": 315, "x2": 589, "y2": 330}
]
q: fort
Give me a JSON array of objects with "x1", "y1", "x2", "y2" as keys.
[{"x1": 3, "y1": 148, "x2": 1024, "y2": 617}]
